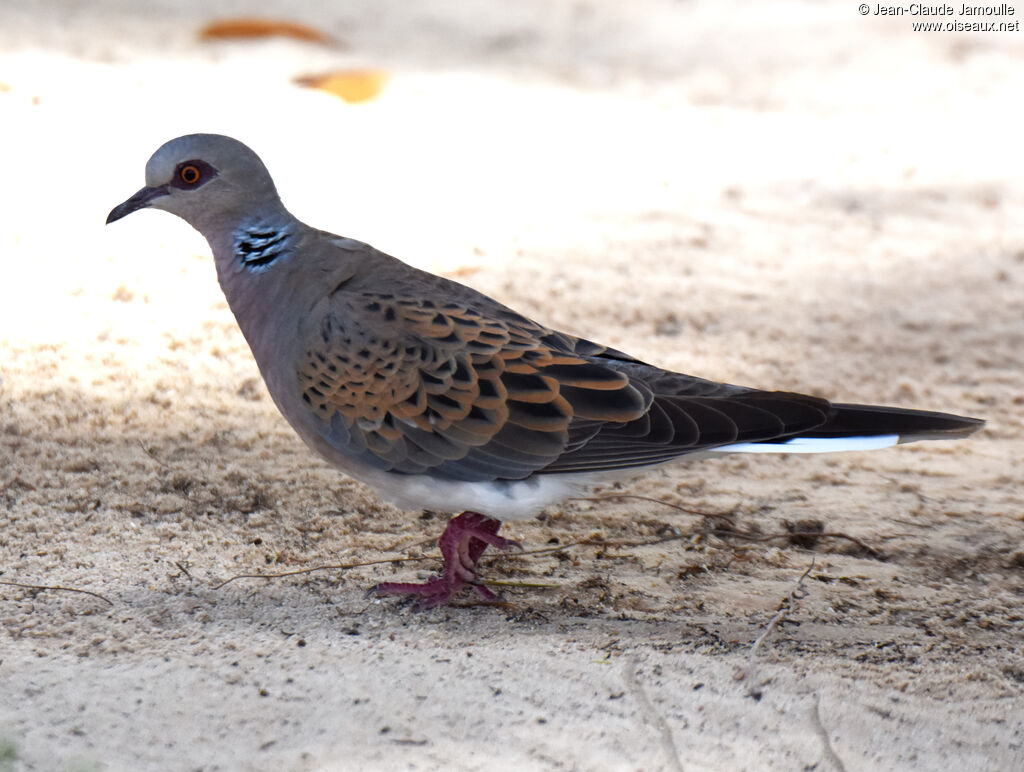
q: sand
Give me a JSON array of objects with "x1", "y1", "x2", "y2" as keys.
[{"x1": 1, "y1": 1, "x2": 1022, "y2": 769}]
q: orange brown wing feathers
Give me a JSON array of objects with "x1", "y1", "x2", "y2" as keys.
[{"x1": 298, "y1": 295, "x2": 654, "y2": 480}]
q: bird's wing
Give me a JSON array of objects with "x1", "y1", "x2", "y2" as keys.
[
  {"x1": 296, "y1": 290, "x2": 651, "y2": 481},
  {"x1": 296, "y1": 286, "x2": 831, "y2": 481}
]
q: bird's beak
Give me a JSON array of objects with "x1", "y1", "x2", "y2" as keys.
[{"x1": 106, "y1": 184, "x2": 170, "y2": 224}]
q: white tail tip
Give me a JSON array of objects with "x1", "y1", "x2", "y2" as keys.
[{"x1": 709, "y1": 434, "x2": 900, "y2": 455}]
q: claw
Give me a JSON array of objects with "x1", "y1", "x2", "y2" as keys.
[{"x1": 374, "y1": 511, "x2": 510, "y2": 607}]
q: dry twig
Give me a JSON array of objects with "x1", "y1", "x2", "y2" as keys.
[
  {"x1": 0, "y1": 580, "x2": 113, "y2": 607},
  {"x1": 738, "y1": 559, "x2": 815, "y2": 698},
  {"x1": 212, "y1": 555, "x2": 424, "y2": 589},
  {"x1": 571, "y1": 493, "x2": 735, "y2": 521}
]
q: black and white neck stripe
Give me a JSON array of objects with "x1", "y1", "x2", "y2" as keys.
[{"x1": 234, "y1": 222, "x2": 293, "y2": 272}]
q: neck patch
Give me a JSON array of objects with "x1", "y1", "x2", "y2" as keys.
[{"x1": 234, "y1": 222, "x2": 292, "y2": 272}]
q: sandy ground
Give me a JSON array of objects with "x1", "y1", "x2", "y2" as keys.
[{"x1": 1, "y1": 1, "x2": 1023, "y2": 770}]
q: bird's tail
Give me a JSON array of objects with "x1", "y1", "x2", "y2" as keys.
[{"x1": 710, "y1": 403, "x2": 984, "y2": 455}]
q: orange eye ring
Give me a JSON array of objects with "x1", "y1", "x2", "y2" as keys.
[{"x1": 180, "y1": 165, "x2": 201, "y2": 184}]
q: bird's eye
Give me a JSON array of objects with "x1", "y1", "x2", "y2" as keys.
[{"x1": 180, "y1": 165, "x2": 201, "y2": 184}]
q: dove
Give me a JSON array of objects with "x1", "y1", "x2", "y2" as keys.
[{"x1": 107, "y1": 134, "x2": 983, "y2": 607}]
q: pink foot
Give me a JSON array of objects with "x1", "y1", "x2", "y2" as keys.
[{"x1": 375, "y1": 512, "x2": 515, "y2": 608}]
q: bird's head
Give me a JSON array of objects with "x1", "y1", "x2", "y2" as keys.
[{"x1": 106, "y1": 134, "x2": 281, "y2": 233}]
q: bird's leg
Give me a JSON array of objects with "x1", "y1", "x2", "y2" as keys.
[{"x1": 375, "y1": 511, "x2": 515, "y2": 607}]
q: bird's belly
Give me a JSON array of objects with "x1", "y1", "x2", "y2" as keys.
[{"x1": 288, "y1": 421, "x2": 608, "y2": 519}]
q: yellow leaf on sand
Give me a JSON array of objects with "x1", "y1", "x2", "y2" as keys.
[
  {"x1": 294, "y1": 70, "x2": 388, "y2": 104},
  {"x1": 447, "y1": 265, "x2": 483, "y2": 278},
  {"x1": 199, "y1": 18, "x2": 334, "y2": 45}
]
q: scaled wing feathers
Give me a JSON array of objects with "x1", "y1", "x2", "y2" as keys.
[
  {"x1": 298, "y1": 289, "x2": 832, "y2": 482},
  {"x1": 298, "y1": 294, "x2": 652, "y2": 480}
]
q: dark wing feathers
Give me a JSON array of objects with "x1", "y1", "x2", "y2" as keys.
[
  {"x1": 298, "y1": 291, "x2": 834, "y2": 481},
  {"x1": 545, "y1": 392, "x2": 830, "y2": 473}
]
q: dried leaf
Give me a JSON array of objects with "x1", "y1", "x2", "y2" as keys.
[
  {"x1": 199, "y1": 18, "x2": 334, "y2": 45},
  {"x1": 295, "y1": 70, "x2": 388, "y2": 104},
  {"x1": 447, "y1": 266, "x2": 483, "y2": 278}
]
